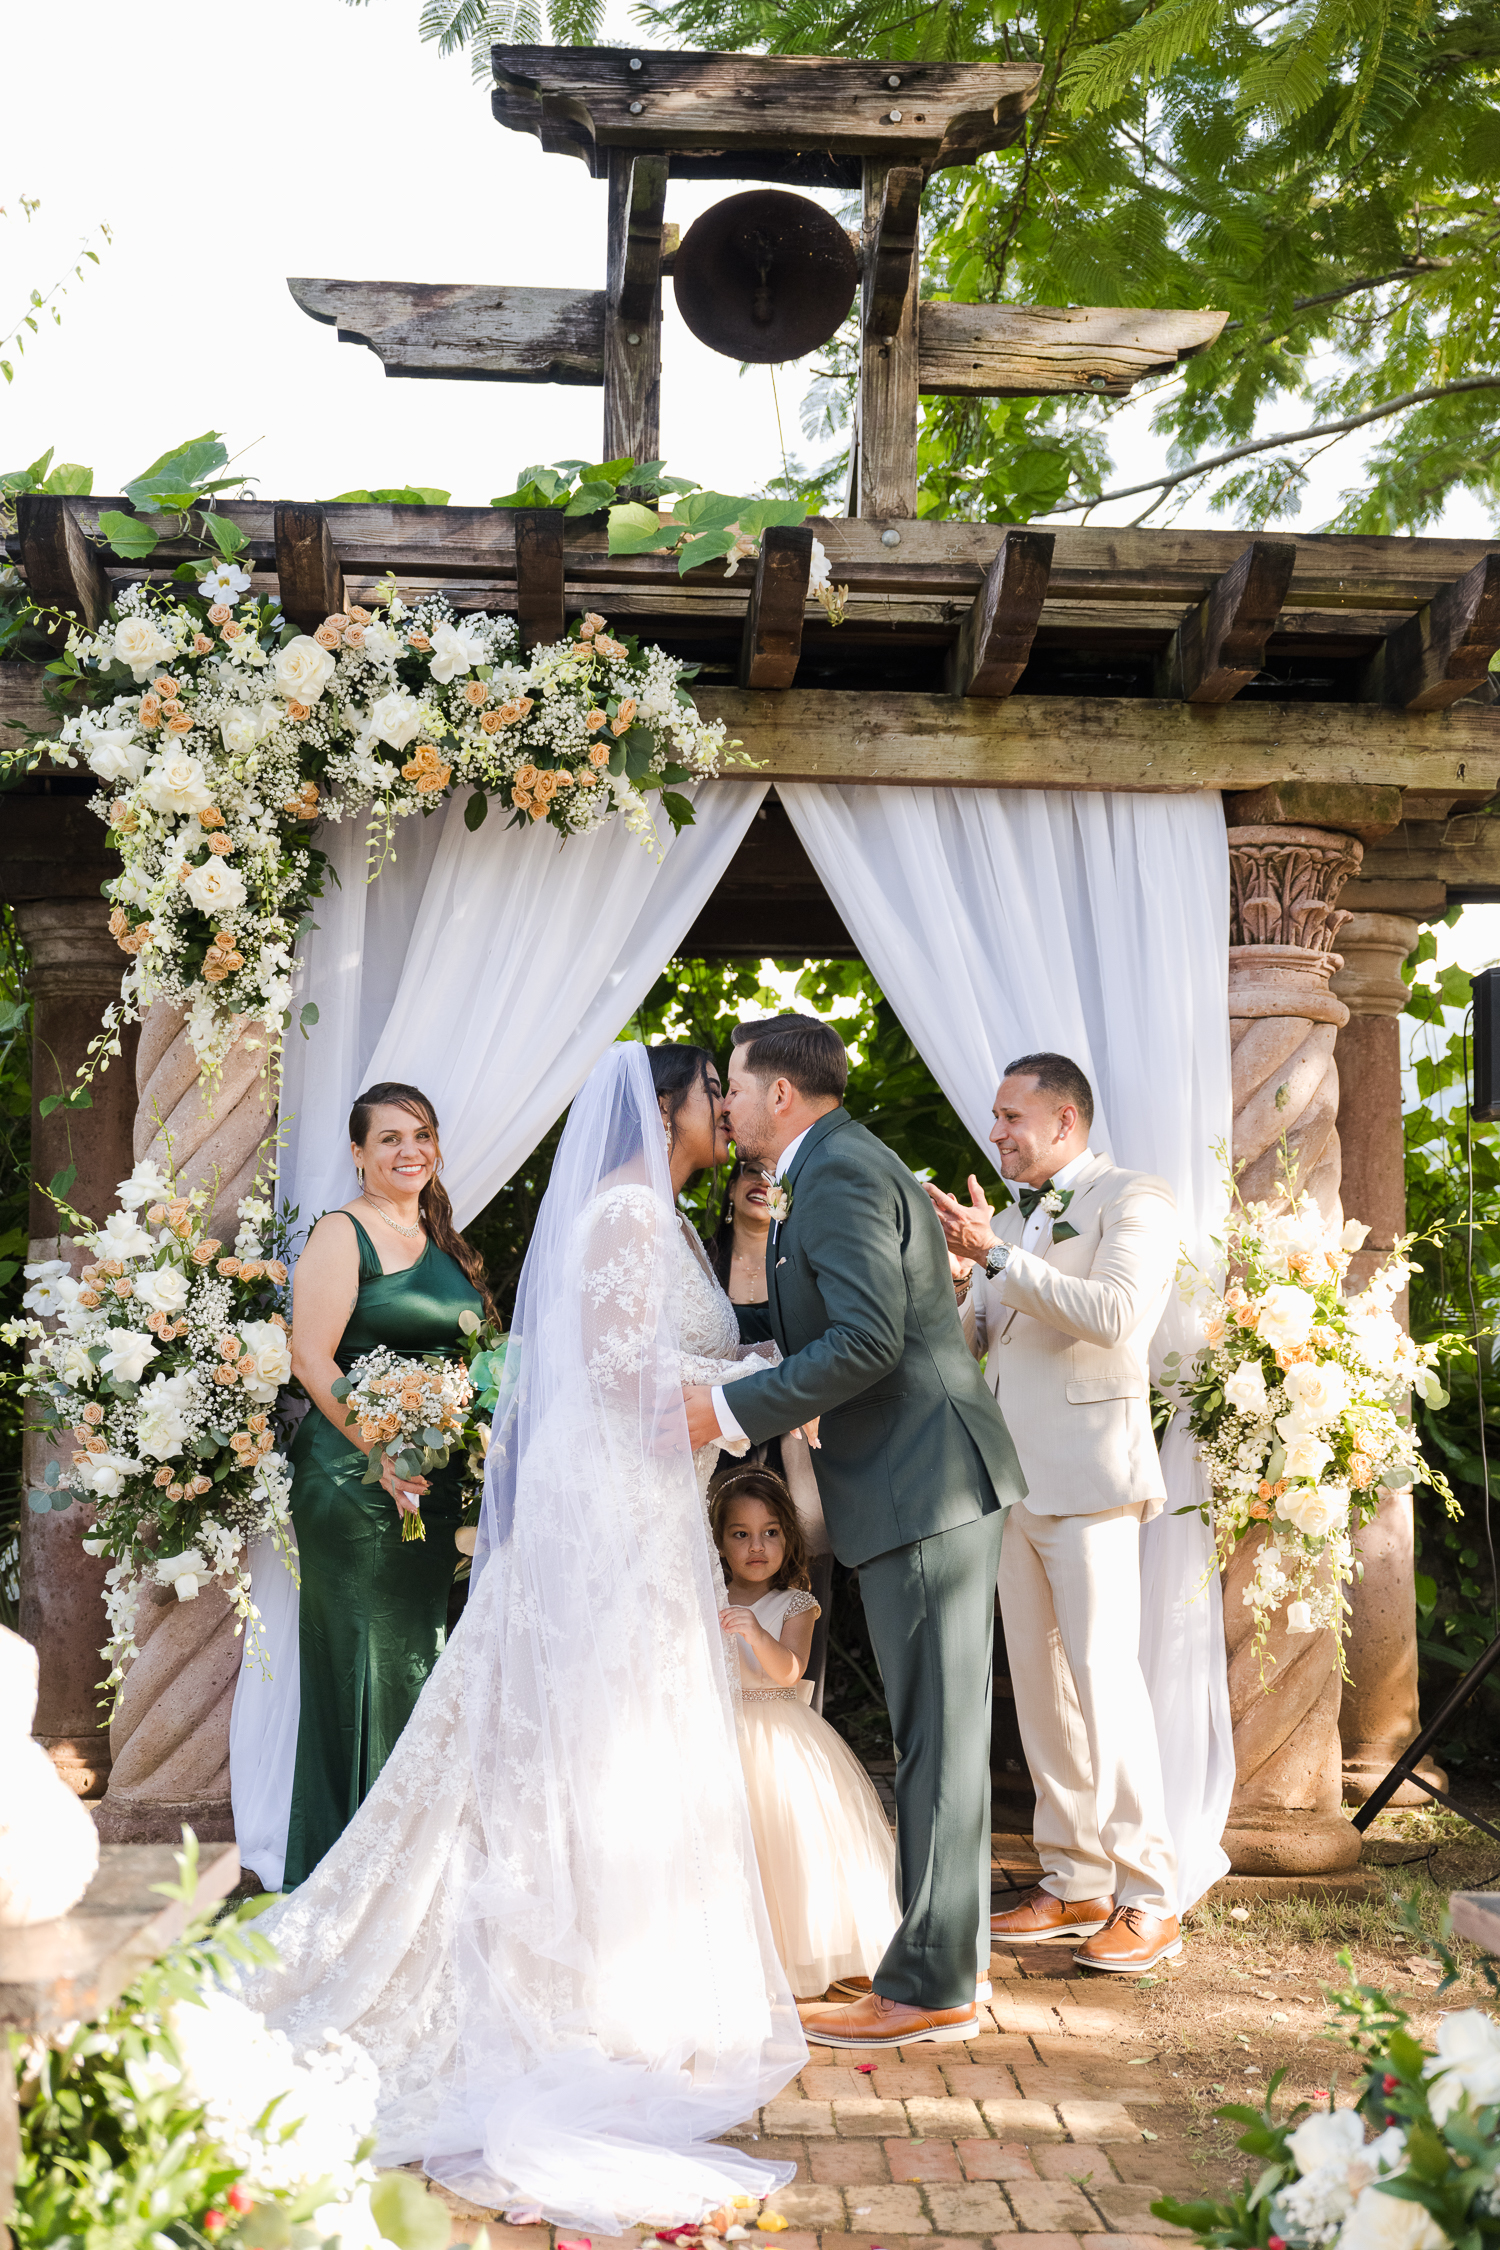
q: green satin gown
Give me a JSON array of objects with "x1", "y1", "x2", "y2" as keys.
[{"x1": 283, "y1": 1212, "x2": 481, "y2": 1888}]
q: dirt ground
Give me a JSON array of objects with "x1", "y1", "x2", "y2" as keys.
[{"x1": 413, "y1": 1797, "x2": 1500, "y2": 2250}]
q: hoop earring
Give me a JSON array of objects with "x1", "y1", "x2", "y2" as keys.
[{"x1": 354, "y1": 1163, "x2": 365, "y2": 1189}]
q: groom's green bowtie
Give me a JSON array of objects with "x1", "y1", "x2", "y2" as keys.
[{"x1": 1015, "y1": 1181, "x2": 1053, "y2": 1217}]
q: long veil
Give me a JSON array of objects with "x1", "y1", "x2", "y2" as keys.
[{"x1": 248, "y1": 1042, "x2": 804, "y2": 2230}]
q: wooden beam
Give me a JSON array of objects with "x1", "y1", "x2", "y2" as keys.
[
  {"x1": 15, "y1": 494, "x2": 109, "y2": 632},
  {"x1": 1369, "y1": 552, "x2": 1500, "y2": 712},
  {"x1": 918, "y1": 303, "x2": 1229, "y2": 399},
  {"x1": 513, "y1": 510, "x2": 565, "y2": 650},
  {"x1": 1166, "y1": 538, "x2": 1297, "y2": 704},
  {"x1": 616, "y1": 154, "x2": 670, "y2": 326},
  {"x1": 273, "y1": 505, "x2": 344, "y2": 630},
  {"x1": 854, "y1": 161, "x2": 920, "y2": 521},
  {"x1": 692, "y1": 687, "x2": 1500, "y2": 796},
  {"x1": 739, "y1": 525, "x2": 814, "y2": 689},
  {"x1": 946, "y1": 528, "x2": 1054, "y2": 697},
  {"x1": 865, "y1": 167, "x2": 923, "y2": 342},
  {"x1": 285, "y1": 277, "x2": 605, "y2": 385},
  {"x1": 603, "y1": 150, "x2": 662, "y2": 468},
  {"x1": 491, "y1": 48, "x2": 1041, "y2": 180}
]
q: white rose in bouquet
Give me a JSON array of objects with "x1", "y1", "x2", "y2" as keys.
[
  {"x1": 84, "y1": 727, "x2": 148, "y2": 787},
  {"x1": 152, "y1": 1547, "x2": 208, "y2": 1602},
  {"x1": 364, "y1": 689, "x2": 423, "y2": 750},
  {"x1": 1257, "y1": 1283, "x2": 1318, "y2": 1351},
  {"x1": 1281, "y1": 1359, "x2": 1351, "y2": 1430},
  {"x1": 1337, "y1": 2183, "x2": 1448, "y2": 2250},
  {"x1": 74, "y1": 1451, "x2": 137, "y2": 1500},
  {"x1": 117, "y1": 1158, "x2": 170, "y2": 1211},
  {"x1": 134, "y1": 1266, "x2": 191, "y2": 1316},
  {"x1": 1423, "y1": 2009, "x2": 1500, "y2": 2124},
  {"x1": 220, "y1": 704, "x2": 277, "y2": 758},
  {"x1": 1288, "y1": 2106, "x2": 1366, "y2": 2175},
  {"x1": 1278, "y1": 1482, "x2": 1350, "y2": 1537},
  {"x1": 1282, "y1": 1431, "x2": 1335, "y2": 1482},
  {"x1": 1225, "y1": 1360, "x2": 1271, "y2": 1416},
  {"x1": 427, "y1": 619, "x2": 481, "y2": 683},
  {"x1": 182, "y1": 858, "x2": 248, "y2": 916},
  {"x1": 93, "y1": 1209, "x2": 155, "y2": 1262},
  {"x1": 272, "y1": 635, "x2": 337, "y2": 705},
  {"x1": 111, "y1": 614, "x2": 174, "y2": 678},
  {"x1": 100, "y1": 1327, "x2": 160, "y2": 1384},
  {"x1": 137, "y1": 1370, "x2": 196, "y2": 1459},
  {"x1": 140, "y1": 752, "x2": 215, "y2": 818},
  {"x1": 238, "y1": 1318, "x2": 292, "y2": 1403}
]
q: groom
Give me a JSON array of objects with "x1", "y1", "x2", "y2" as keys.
[{"x1": 682, "y1": 1013, "x2": 1026, "y2": 2048}]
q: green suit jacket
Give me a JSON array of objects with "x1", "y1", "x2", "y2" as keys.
[{"x1": 728, "y1": 1108, "x2": 1027, "y2": 1566}]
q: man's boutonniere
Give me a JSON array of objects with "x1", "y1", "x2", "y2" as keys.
[
  {"x1": 764, "y1": 1174, "x2": 792, "y2": 1227},
  {"x1": 1042, "y1": 1185, "x2": 1079, "y2": 1243}
]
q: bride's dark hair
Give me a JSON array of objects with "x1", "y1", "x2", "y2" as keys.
[
  {"x1": 648, "y1": 1042, "x2": 718, "y2": 1151},
  {"x1": 349, "y1": 1080, "x2": 495, "y2": 1322}
]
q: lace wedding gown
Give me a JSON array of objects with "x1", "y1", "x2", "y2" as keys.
[{"x1": 242, "y1": 1048, "x2": 804, "y2": 2231}]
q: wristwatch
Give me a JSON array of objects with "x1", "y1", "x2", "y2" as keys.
[{"x1": 984, "y1": 1240, "x2": 1011, "y2": 1280}]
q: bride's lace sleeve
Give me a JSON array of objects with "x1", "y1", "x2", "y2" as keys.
[
  {"x1": 580, "y1": 1184, "x2": 673, "y2": 1400},
  {"x1": 680, "y1": 1340, "x2": 781, "y2": 1388}
]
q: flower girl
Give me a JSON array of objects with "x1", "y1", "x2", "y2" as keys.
[{"x1": 711, "y1": 1466, "x2": 899, "y2": 2002}]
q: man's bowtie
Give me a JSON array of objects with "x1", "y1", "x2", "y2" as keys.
[{"x1": 1016, "y1": 1181, "x2": 1053, "y2": 1218}]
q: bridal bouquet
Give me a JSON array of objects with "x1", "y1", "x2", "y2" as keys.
[
  {"x1": 44, "y1": 577, "x2": 740, "y2": 1078},
  {"x1": 331, "y1": 1346, "x2": 474, "y2": 1541},
  {"x1": 1173, "y1": 1167, "x2": 1454, "y2": 1661},
  {"x1": 6, "y1": 1161, "x2": 296, "y2": 1696}
]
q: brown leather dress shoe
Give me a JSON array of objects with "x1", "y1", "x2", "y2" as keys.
[
  {"x1": 800, "y1": 1990, "x2": 980, "y2": 2048},
  {"x1": 990, "y1": 1884, "x2": 1114, "y2": 1943},
  {"x1": 828, "y1": 1972, "x2": 993, "y2": 2004},
  {"x1": 1073, "y1": 1903, "x2": 1182, "y2": 1972}
]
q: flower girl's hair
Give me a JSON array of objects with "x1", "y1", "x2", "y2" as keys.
[{"x1": 708, "y1": 1466, "x2": 810, "y2": 1593}]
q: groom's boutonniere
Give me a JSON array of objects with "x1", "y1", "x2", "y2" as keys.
[
  {"x1": 764, "y1": 1175, "x2": 792, "y2": 1227},
  {"x1": 1042, "y1": 1185, "x2": 1079, "y2": 1243}
]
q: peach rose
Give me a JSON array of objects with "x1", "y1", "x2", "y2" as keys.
[
  {"x1": 406, "y1": 631, "x2": 431, "y2": 651},
  {"x1": 584, "y1": 707, "x2": 607, "y2": 731},
  {"x1": 342, "y1": 625, "x2": 365, "y2": 648},
  {"x1": 314, "y1": 625, "x2": 342, "y2": 650},
  {"x1": 285, "y1": 699, "x2": 311, "y2": 723},
  {"x1": 589, "y1": 742, "x2": 610, "y2": 768},
  {"x1": 221, "y1": 621, "x2": 244, "y2": 641},
  {"x1": 207, "y1": 603, "x2": 232, "y2": 626},
  {"x1": 464, "y1": 680, "x2": 490, "y2": 706},
  {"x1": 194, "y1": 633, "x2": 215, "y2": 655},
  {"x1": 199, "y1": 805, "x2": 225, "y2": 828}
]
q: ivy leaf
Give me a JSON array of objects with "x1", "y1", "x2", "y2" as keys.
[
  {"x1": 201, "y1": 512, "x2": 249, "y2": 560},
  {"x1": 606, "y1": 500, "x2": 678, "y2": 554},
  {"x1": 670, "y1": 490, "x2": 744, "y2": 534},
  {"x1": 97, "y1": 509, "x2": 159, "y2": 560},
  {"x1": 735, "y1": 497, "x2": 809, "y2": 537},
  {"x1": 677, "y1": 527, "x2": 738, "y2": 574},
  {"x1": 565, "y1": 479, "x2": 622, "y2": 516},
  {"x1": 123, "y1": 432, "x2": 229, "y2": 511},
  {"x1": 41, "y1": 461, "x2": 93, "y2": 495}
]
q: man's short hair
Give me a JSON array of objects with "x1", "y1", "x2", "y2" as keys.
[
  {"x1": 733, "y1": 1013, "x2": 848, "y2": 1102},
  {"x1": 1004, "y1": 1050, "x2": 1095, "y2": 1130}
]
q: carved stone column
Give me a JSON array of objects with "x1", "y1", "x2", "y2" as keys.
[
  {"x1": 1222, "y1": 823, "x2": 1363, "y2": 1874},
  {"x1": 93, "y1": 1005, "x2": 277, "y2": 1846},
  {"x1": 1331, "y1": 913, "x2": 1446, "y2": 1808}
]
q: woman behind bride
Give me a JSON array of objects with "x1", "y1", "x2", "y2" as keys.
[{"x1": 241, "y1": 1042, "x2": 806, "y2": 2228}]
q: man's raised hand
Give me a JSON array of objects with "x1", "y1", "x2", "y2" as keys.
[{"x1": 924, "y1": 1174, "x2": 999, "y2": 1264}]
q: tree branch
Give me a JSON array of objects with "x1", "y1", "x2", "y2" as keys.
[
  {"x1": 1040, "y1": 374, "x2": 1500, "y2": 516},
  {"x1": 1219, "y1": 259, "x2": 1455, "y2": 337}
]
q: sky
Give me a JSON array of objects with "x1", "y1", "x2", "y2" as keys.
[{"x1": 3, "y1": 1, "x2": 1493, "y2": 536}]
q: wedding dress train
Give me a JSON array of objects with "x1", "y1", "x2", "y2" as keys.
[{"x1": 242, "y1": 1046, "x2": 805, "y2": 2229}]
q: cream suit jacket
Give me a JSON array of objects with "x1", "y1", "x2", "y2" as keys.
[{"x1": 960, "y1": 1151, "x2": 1178, "y2": 1519}]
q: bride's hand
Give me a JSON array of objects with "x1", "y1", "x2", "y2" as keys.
[
  {"x1": 798, "y1": 1416, "x2": 821, "y2": 1449},
  {"x1": 376, "y1": 1451, "x2": 429, "y2": 1517}
]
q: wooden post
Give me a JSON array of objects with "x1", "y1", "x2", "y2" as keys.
[
  {"x1": 604, "y1": 150, "x2": 666, "y2": 467},
  {"x1": 1366, "y1": 551, "x2": 1500, "y2": 712},
  {"x1": 739, "y1": 524, "x2": 814, "y2": 689},
  {"x1": 1162, "y1": 538, "x2": 1297, "y2": 704},
  {"x1": 513, "y1": 508, "x2": 566, "y2": 650},
  {"x1": 854, "y1": 160, "x2": 921, "y2": 520},
  {"x1": 16, "y1": 495, "x2": 110, "y2": 635},
  {"x1": 273, "y1": 504, "x2": 345, "y2": 630}
]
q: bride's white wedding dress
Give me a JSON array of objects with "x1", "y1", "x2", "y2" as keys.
[{"x1": 241, "y1": 1047, "x2": 805, "y2": 2230}]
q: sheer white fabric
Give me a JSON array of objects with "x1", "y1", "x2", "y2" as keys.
[
  {"x1": 777, "y1": 783, "x2": 1236, "y2": 1908},
  {"x1": 230, "y1": 781, "x2": 768, "y2": 1890},
  {"x1": 242, "y1": 1046, "x2": 805, "y2": 2229}
]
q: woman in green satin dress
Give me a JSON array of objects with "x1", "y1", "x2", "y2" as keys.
[{"x1": 283, "y1": 1080, "x2": 489, "y2": 1887}]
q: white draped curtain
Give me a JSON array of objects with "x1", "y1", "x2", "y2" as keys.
[
  {"x1": 231, "y1": 781, "x2": 769, "y2": 1886},
  {"x1": 777, "y1": 783, "x2": 1236, "y2": 1908}
]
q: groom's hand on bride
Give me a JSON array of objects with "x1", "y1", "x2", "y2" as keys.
[
  {"x1": 682, "y1": 1383, "x2": 723, "y2": 1450},
  {"x1": 925, "y1": 1174, "x2": 998, "y2": 1262}
]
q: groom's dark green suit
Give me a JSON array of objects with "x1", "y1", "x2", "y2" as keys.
[{"x1": 726, "y1": 1106, "x2": 1026, "y2": 2009}]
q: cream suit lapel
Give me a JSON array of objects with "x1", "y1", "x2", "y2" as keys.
[{"x1": 994, "y1": 1151, "x2": 1114, "y2": 1334}]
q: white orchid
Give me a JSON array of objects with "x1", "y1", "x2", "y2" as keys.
[
  {"x1": 21, "y1": 1258, "x2": 71, "y2": 1317},
  {"x1": 198, "y1": 560, "x2": 252, "y2": 604}
]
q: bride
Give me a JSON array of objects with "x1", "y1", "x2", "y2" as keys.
[{"x1": 241, "y1": 1042, "x2": 806, "y2": 2228}]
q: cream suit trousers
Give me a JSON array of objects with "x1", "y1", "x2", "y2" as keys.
[{"x1": 999, "y1": 1498, "x2": 1178, "y2": 1916}]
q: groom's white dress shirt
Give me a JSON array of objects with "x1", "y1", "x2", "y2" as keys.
[
  {"x1": 710, "y1": 1128, "x2": 809, "y2": 1445},
  {"x1": 1009, "y1": 1146, "x2": 1093, "y2": 1253}
]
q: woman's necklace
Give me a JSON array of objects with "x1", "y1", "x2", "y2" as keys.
[{"x1": 364, "y1": 1193, "x2": 425, "y2": 1241}]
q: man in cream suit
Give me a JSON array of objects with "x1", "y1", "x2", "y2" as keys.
[{"x1": 926, "y1": 1052, "x2": 1182, "y2": 1974}]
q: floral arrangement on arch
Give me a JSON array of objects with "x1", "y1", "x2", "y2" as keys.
[
  {"x1": 1170, "y1": 1162, "x2": 1454, "y2": 1662},
  {"x1": 46, "y1": 572, "x2": 741, "y2": 1077},
  {"x1": 7, "y1": 1158, "x2": 296, "y2": 1697}
]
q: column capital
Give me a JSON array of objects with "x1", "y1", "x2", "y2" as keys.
[
  {"x1": 13, "y1": 895, "x2": 126, "y2": 1004},
  {"x1": 1329, "y1": 912, "x2": 1420, "y2": 1018},
  {"x1": 1227, "y1": 824, "x2": 1363, "y2": 952}
]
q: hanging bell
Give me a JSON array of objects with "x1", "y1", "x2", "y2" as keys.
[{"x1": 672, "y1": 189, "x2": 859, "y2": 364}]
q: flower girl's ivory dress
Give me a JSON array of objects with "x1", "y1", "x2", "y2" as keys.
[{"x1": 732, "y1": 1586, "x2": 900, "y2": 2000}]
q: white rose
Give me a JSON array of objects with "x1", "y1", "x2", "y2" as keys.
[
  {"x1": 136, "y1": 1371, "x2": 195, "y2": 1460},
  {"x1": 1424, "y1": 2009, "x2": 1500, "y2": 2124},
  {"x1": 111, "y1": 614, "x2": 174, "y2": 679},
  {"x1": 1278, "y1": 1481, "x2": 1350, "y2": 1538},
  {"x1": 1281, "y1": 1432, "x2": 1335, "y2": 1483},
  {"x1": 1256, "y1": 1283, "x2": 1318, "y2": 1351},
  {"x1": 427, "y1": 620, "x2": 482, "y2": 683},
  {"x1": 56, "y1": 1339, "x2": 96, "y2": 1387},
  {"x1": 117, "y1": 1158, "x2": 170, "y2": 1211},
  {"x1": 272, "y1": 634, "x2": 338, "y2": 705},
  {"x1": 237, "y1": 1318, "x2": 292, "y2": 1403},
  {"x1": 134, "y1": 1266, "x2": 191, "y2": 1316},
  {"x1": 364, "y1": 689, "x2": 423, "y2": 750},
  {"x1": 1281, "y1": 1359, "x2": 1351, "y2": 1430},
  {"x1": 74, "y1": 1451, "x2": 136, "y2": 1500},
  {"x1": 140, "y1": 752, "x2": 214, "y2": 817},
  {"x1": 1289, "y1": 2108, "x2": 1366, "y2": 2177},
  {"x1": 182, "y1": 858, "x2": 248, "y2": 916},
  {"x1": 93, "y1": 1209, "x2": 155, "y2": 1262},
  {"x1": 1225, "y1": 1361, "x2": 1270, "y2": 1416},
  {"x1": 85, "y1": 727, "x2": 148, "y2": 786},
  {"x1": 1337, "y1": 2183, "x2": 1448, "y2": 2250},
  {"x1": 1341, "y1": 1218, "x2": 1372, "y2": 1252},
  {"x1": 100, "y1": 1326, "x2": 160, "y2": 1384},
  {"x1": 220, "y1": 705, "x2": 270, "y2": 758}
]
